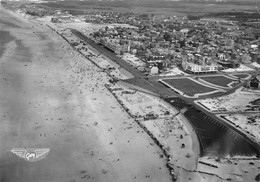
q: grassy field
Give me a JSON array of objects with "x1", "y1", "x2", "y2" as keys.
[
  {"x1": 163, "y1": 78, "x2": 217, "y2": 97},
  {"x1": 233, "y1": 74, "x2": 251, "y2": 79},
  {"x1": 199, "y1": 75, "x2": 237, "y2": 88}
]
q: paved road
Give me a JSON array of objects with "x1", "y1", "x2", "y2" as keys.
[
  {"x1": 71, "y1": 29, "x2": 144, "y2": 78},
  {"x1": 72, "y1": 30, "x2": 255, "y2": 100},
  {"x1": 71, "y1": 29, "x2": 177, "y2": 97},
  {"x1": 0, "y1": 10, "x2": 173, "y2": 182},
  {"x1": 71, "y1": 29, "x2": 260, "y2": 157}
]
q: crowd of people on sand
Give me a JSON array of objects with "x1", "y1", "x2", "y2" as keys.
[
  {"x1": 106, "y1": 85, "x2": 178, "y2": 180},
  {"x1": 42, "y1": 22, "x2": 260, "y2": 182},
  {"x1": 43, "y1": 23, "x2": 180, "y2": 180}
]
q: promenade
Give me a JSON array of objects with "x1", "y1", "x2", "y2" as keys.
[
  {"x1": 0, "y1": 8, "x2": 172, "y2": 182},
  {"x1": 71, "y1": 29, "x2": 260, "y2": 158}
]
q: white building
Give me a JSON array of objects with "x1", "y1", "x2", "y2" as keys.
[
  {"x1": 182, "y1": 59, "x2": 218, "y2": 74},
  {"x1": 150, "y1": 66, "x2": 159, "y2": 75},
  {"x1": 101, "y1": 38, "x2": 130, "y2": 55}
]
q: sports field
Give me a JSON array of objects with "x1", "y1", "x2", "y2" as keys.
[
  {"x1": 162, "y1": 78, "x2": 218, "y2": 97},
  {"x1": 232, "y1": 74, "x2": 251, "y2": 79},
  {"x1": 199, "y1": 75, "x2": 237, "y2": 88}
]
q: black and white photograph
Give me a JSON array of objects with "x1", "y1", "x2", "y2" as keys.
[{"x1": 0, "y1": 0, "x2": 260, "y2": 181}]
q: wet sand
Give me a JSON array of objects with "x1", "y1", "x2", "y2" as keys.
[
  {"x1": 0, "y1": 30, "x2": 15, "y2": 58},
  {"x1": 0, "y1": 7, "x2": 172, "y2": 182}
]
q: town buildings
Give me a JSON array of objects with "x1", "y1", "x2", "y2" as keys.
[
  {"x1": 87, "y1": 13, "x2": 260, "y2": 75},
  {"x1": 181, "y1": 55, "x2": 219, "y2": 74}
]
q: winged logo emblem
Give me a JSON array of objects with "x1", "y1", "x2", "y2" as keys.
[{"x1": 11, "y1": 148, "x2": 50, "y2": 162}]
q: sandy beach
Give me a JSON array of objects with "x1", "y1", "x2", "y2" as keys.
[
  {"x1": 2, "y1": 3, "x2": 260, "y2": 182},
  {"x1": 0, "y1": 7, "x2": 172, "y2": 182}
]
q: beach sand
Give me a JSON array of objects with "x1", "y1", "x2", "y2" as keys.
[{"x1": 0, "y1": 7, "x2": 172, "y2": 182}]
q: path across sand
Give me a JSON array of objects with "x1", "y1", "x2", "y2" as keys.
[{"x1": 0, "y1": 8, "x2": 172, "y2": 182}]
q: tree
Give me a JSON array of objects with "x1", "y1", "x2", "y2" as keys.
[
  {"x1": 93, "y1": 32, "x2": 100, "y2": 38},
  {"x1": 163, "y1": 32, "x2": 172, "y2": 42}
]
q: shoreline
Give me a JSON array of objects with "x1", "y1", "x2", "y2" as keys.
[
  {"x1": 2, "y1": 4, "x2": 260, "y2": 182},
  {"x1": 25, "y1": 10, "x2": 239, "y2": 180},
  {"x1": 0, "y1": 6, "x2": 174, "y2": 182},
  {"x1": 42, "y1": 16, "x2": 181, "y2": 181},
  {"x1": 11, "y1": 5, "x2": 201, "y2": 178},
  {"x1": 2, "y1": 4, "x2": 199, "y2": 179}
]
